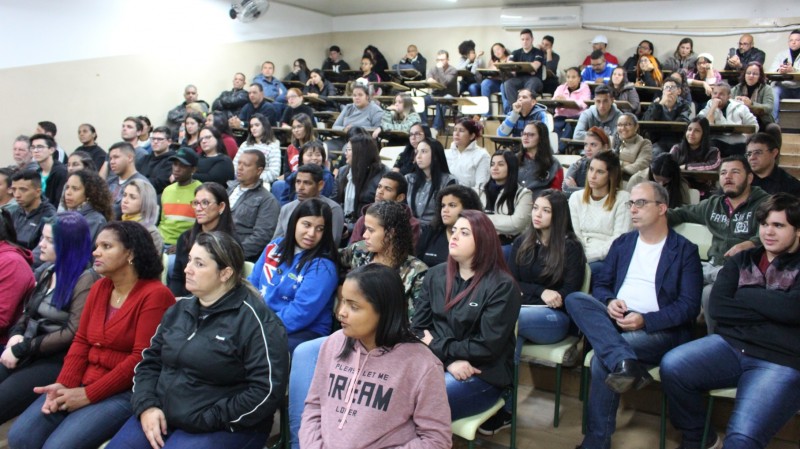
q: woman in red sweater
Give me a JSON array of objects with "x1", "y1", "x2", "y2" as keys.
[{"x1": 8, "y1": 221, "x2": 175, "y2": 449}]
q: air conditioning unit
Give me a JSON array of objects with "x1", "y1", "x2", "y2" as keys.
[{"x1": 500, "y1": 6, "x2": 582, "y2": 30}]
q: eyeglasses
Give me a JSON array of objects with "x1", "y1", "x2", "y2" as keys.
[
  {"x1": 617, "y1": 122, "x2": 635, "y2": 128},
  {"x1": 409, "y1": 132, "x2": 425, "y2": 137},
  {"x1": 521, "y1": 132, "x2": 537, "y2": 138},
  {"x1": 663, "y1": 85, "x2": 678, "y2": 91},
  {"x1": 625, "y1": 199, "x2": 662, "y2": 209},
  {"x1": 199, "y1": 135, "x2": 214, "y2": 141},
  {"x1": 745, "y1": 71, "x2": 760, "y2": 77},
  {"x1": 191, "y1": 200, "x2": 218, "y2": 209},
  {"x1": 30, "y1": 145, "x2": 49, "y2": 152},
  {"x1": 637, "y1": 46, "x2": 651, "y2": 51},
  {"x1": 745, "y1": 149, "x2": 769, "y2": 157}
]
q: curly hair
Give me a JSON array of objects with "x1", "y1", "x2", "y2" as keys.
[
  {"x1": 64, "y1": 170, "x2": 113, "y2": 221},
  {"x1": 365, "y1": 201, "x2": 414, "y2": 269},
  {"x1": 429, "y1": 184, "x2": 483, "y2": 232},
  {"x1": 100, "y1": 221, "x2": 163, "y2": 279}
]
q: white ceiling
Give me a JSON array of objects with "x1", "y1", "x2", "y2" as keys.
[{"x1": 272, "y1": 0, "x2": 606, "y2": 17}]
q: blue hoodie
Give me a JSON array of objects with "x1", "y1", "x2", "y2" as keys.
[
  {"x1": 497, "y1": 103, "x2": 548, "y2": 137},
  {"x1": 248, "y1": 237, "x2": 338, "y2": 336}
]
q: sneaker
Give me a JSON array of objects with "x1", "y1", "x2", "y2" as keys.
[{"x1": 477, "y1": 409, "x2": 512, "y2": 436}]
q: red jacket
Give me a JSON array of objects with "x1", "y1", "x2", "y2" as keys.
[
  {"x1": 0, "y1": 242, "x2": 34, "y2": 345},
  {"x1": 57, "y1": 278, "x2": 174, "y2": 403}
]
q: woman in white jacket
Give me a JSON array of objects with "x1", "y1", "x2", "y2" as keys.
[{"x1": 476, "y1": 150, "x2": 532, "y2": 245}]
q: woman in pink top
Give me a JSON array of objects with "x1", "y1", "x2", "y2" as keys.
[
  {"x1": 552, "y1": 67, "x2": 591, "y2": 153},
  {"x1": 300, "y1": 264, "x2": 451, "y2": 449}
]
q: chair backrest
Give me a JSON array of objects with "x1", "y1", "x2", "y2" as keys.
[
  {"x1": 411, "y1": 96, "x2": 426, "y2": 113},
  {"x1": 688, "y1": 188, "x2": 700, "y2": 205},
  {"x1": 673, "y1": 222, "x2": 713, "y2": 260},
  {"x1": 161, "y1": 252, "x2": 169, "y2": 285},
  {"x1": 379, "y1": 146, "x2": 405, "y2": 169},
  {"x1": 581, "y1": 263, "x2": 592, "y2": 293},
  {"x1": 460, "y1": 96, "x2": 490, "y2": 115},
  {"x1": 243, "y1": 261, "x2": 255, "y2": 279}
]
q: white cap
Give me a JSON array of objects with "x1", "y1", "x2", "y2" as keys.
[
  {"x1": 591, "y1": 35, "x2": 608, "y2": 44},
  {"x1": 697, "y1": 52, "x2": 714, "y2": 64}
]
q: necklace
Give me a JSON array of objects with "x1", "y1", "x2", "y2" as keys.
[{"x1": 112, "y1": 288, "x2": 129, "y2": 307}]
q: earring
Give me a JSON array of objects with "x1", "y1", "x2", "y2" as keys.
[{"x1": 128, "y1": 259, "x2": 133, "y2": 265}]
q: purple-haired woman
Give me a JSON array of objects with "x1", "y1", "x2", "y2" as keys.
[{"x1": 0, "y1": 212, "x2": 99, "y2": 424}]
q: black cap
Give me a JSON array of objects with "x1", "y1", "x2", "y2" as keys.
[{"x1": 168, "y1": 147, "x2": 199, "y2": 167}]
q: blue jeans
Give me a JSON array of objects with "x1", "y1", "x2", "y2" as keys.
[
  {"x1": 565, "y1": 292, "x2": 687, "y2": 449},
  {"x1": 661, "y1": 334, "x2": 800, "y2": 449},
  {"x1": 517, "y1": 307, "x2": 571, "y2": 349},
  {"x1": 420, "y1": 95, "x2": 448, "y2": 131},
  {"x1": 106, "y1": 415, "x2": 267, "y2": 449},
  {"x1": 288, "y1": 336, "x2": 326, "y2": 449},
  {"x1": 445, "y1": 373, "x2": 503, "y2": 421},
  {"x1": 9, "y1": 391, "x2": 133, "y2": 449},
  {"x1": 480, "y1": 79, "x2": 509, "y2": 116},
  {"x1": 553, "y1": 116, "x2": 575, "y2": 154}
]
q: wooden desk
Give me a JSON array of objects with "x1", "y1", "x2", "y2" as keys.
[
  {"x1": 709, "y1": 124, "x2": 757, "y2": 134},
  {"x1": 555, "y1": 154, "x2": 581, "y2": 167},
  {"x1": 372, "y1": 81, "x2": 409, "y2": 92},
  {"x1": 303, "y1": 95, "x2": 326, "y2": 106},
  {"x1": 313, "y1": 111, "x2": 340, "y2": 121},
  {"x1": 766, "y1": 72, "x2": 800, "y2": 82},
  {"x1": 477, "y1": 68, "x2": 501, "y2": 78},
  {"x1": 327, "y1": 95, "x2": 353, "y2": 104},
  {"x1": 494, "y1": 62, "x2": 535, "y2": 73},
  {"x1": 488, "y1": 136, "x2": 521, "y2": 151},
  {"x1": 683, "y1": 170, "x2": 718, "y2": 183},
  {"x1": 374, "y1": 96, "x2": 398, "y2": 105},
  {"x1": 540, "y1": 99, "x2": 580, "y2": 110},
  {"x1": 317, "y1": 128, "x2": 348, "y2": 139},
  {"x1": 272, "y1": 127, "x2": 291, "y2": 135},
  {"x1": 340, "y1": 70, "x2": 363, "y2": 79},
  {"x1": 456, "y1": 69, "x2": 473, "y2": 78},
  {"x1": 323, "y1": 70, "x2": 358, "y2": 81},
  {"x1": 638, "y1": 121, "x2": 688, "y2": 133},
  {"x1": 406, "y1": 80, "x2": 446, "y2": 91},
  {"x1": 718, "y1": 70, "x2": 741, "y2": 83},
  {"x1": 284, "y1": 80, "x2": 305, "y2": 89},
  {"x1": 380, "y1": 130, "x2": 409, "y2": 140},
  {"x1": 397, "y1": 69, "x2": 422, "y2": 79},
  {"x1": 431, "y1": 97, "x2": 476, "y2": 106},
  {"x1": 584, "y1": 99, "x2": 634, "y2": 111}
]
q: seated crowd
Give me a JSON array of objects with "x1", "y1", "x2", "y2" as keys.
[{"x1": 1, "y1": 28, "x2": 799, "y2": 449}]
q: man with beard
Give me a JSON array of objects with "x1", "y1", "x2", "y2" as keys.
[{"x1": 667, "y1": 155, "x2": 769, "y2": 333}]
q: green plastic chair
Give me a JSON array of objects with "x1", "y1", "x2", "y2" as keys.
[
  {"x1": 701, "y1": 388, "x2": 737, "y2": 448},
  {"x1": 451, "y1": 397, "x2": 507, "y2": 449}
]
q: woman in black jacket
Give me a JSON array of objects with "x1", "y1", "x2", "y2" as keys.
[
  {"x1": 106, "y1": 231, "x2": 288, "y2": 449},
  {"x1": 412, "y1": 210, "x2": 520, "y2": 421},
  {"x1": 0, "y1": 212, "x2": 98, "y2": 424},
  {"x1": 336, "y1": 134, "x2": 389, "y2": 228}
]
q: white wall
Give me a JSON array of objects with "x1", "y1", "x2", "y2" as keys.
[{"x1": 1, "y1": 0, "x2": 798, "y2": 165}]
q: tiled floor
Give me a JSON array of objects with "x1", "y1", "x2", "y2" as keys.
[{"x1": 1, "y1": 386, "x2": 796, "y2": 449}]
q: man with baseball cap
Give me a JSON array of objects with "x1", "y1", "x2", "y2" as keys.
[{"x1": 582, "y1": 35, "x2": 619, "y2": 67}]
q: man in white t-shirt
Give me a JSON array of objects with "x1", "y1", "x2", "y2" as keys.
[{"x1": 565, "y1": 181, "x2": 702, "y2": 449}]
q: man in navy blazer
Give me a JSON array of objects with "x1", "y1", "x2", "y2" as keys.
[{"x1": 566, "y1": 181, "x2": 702, "y2": 449}]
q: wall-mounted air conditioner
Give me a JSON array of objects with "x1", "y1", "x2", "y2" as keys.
[{"x1": 500, "y1": 6, "x2": 582, "y2": 30}]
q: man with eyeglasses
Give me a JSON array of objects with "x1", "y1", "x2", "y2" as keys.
[
  {"x1": 724, "y1": 33, "x2": 766, "y2": 71},
  {"x1": 136, "y1": 126, "x2": 176, "y2": 196},
  {"x1": 581, "y1": 50, "x2": 616, "y2": 83},
  {"x1": 642, "y1": 79, "x2": 692, "y2": 155},
  {"x1": 565, "y1": 181, "x2": 701, "y2": 449},
  {"x1": 497, "y1": 88, "x2": 548, "y2": 137},
  {"x1": 746, "y1": 132, "x2": 800, "y2": 196},
  {"x1": 667, "y1": 155, "x2": 769, "y2": 333},
  {"x1": 29, "y1": 133, "x2": 67, "y2": 207}
]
